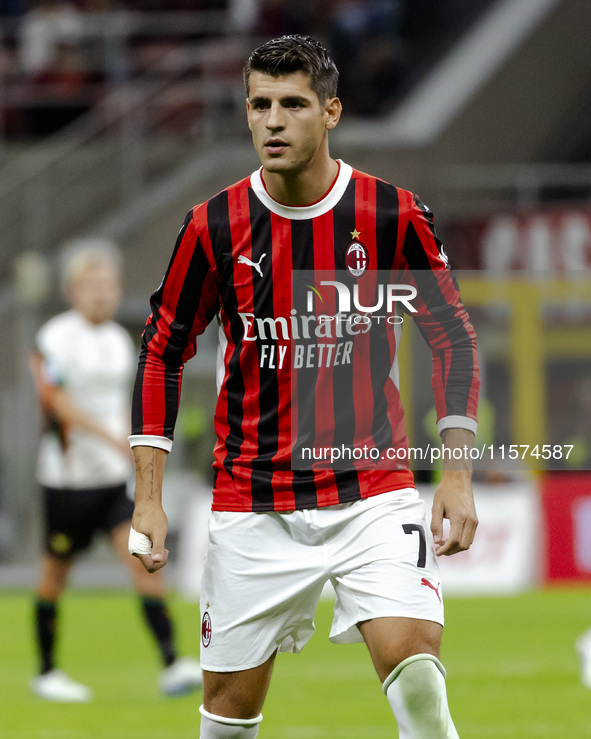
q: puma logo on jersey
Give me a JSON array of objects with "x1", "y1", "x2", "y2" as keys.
[
  {"x1": 421, "y1": 577, "x2": 442, "y2": 602},
  {"x1": 238, "y1": 253, "x2": 266, "y2": 278}
]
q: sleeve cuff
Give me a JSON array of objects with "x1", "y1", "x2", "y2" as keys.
[
  {"x1": 128, "y1": 434, "x2": 173, "y2": 452},
  {"x1": 437, "y1": 415, "x2": 478, "y2": 436}
]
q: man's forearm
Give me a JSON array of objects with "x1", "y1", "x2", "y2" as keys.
[
  {"x1": 440, "y1": 427, "x2": 474, "y2": 476},
  {"x1": 133, "y1": 445, "x2": 168, "y2": 507},
  {"x1": 43, "y1": 386, "x2": 130, "y2": 453}
]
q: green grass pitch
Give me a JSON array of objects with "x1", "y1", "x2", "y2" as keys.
[{"x1": 1, "y1": 588, "x2": 591, "y2": 738}]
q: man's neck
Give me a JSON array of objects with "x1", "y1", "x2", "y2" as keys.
[{"x1": 261, "y1": 158, "x2": 340, "y2": 207}]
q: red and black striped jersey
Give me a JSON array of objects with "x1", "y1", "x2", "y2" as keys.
[{"x1": 130, "y1": 161, "x2": 479, "y2": 512}]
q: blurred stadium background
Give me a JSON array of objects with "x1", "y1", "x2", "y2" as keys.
[{"x1": 1, "y1": 0, "x2": 591, "y2": 736}]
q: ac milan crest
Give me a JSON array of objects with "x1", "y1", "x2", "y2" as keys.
[
  {"x1": 201, "y1": 611, "x2": 212, "y2": 647},
  {"x1": 345, "y1": 241, "x2": 368, "y2": 278}
]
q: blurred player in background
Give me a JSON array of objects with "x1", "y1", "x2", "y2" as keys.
[
  {"x1": 29, "y1": 240, "x2": 203, "y2": 702},
  {"x1": 129, "y1": 36, "x2": 479, "y2": 738}
]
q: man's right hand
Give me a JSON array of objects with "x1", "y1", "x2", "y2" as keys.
[{"x1": 130, "y1": 505, "x2": 169, "y2": 572}]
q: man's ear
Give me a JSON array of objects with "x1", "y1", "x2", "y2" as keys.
[{"x1": 325, "y1": 97, "x2": 342, "y2": 130}]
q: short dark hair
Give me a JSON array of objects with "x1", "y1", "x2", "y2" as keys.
[{"x1": 243, "y1": 35, "x2": 339, "y2": 103}]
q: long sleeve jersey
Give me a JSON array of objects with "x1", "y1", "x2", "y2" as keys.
[{"x1": 130, "y1": 161, "x2": 479, "y2": 511}]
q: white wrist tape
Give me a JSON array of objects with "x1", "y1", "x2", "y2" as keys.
[{"x1": 128, "y1": 526, "x2": 153, "y2": 556}]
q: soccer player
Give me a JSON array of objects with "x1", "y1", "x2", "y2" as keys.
[
  {"x1": 129, "y1": 36, "x2": 479, "y2": 738},
  {"x1": 30, "y1": 240, "x2": 203, "y2": 702}
]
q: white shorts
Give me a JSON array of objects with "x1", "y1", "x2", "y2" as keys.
[{"x1": 199, "y1": 488, "x2": 443, "y2": 672}]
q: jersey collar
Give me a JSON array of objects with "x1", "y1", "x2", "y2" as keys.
[{"x1": 250, "y1": 160, "x2": 353, "y2": 220}]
